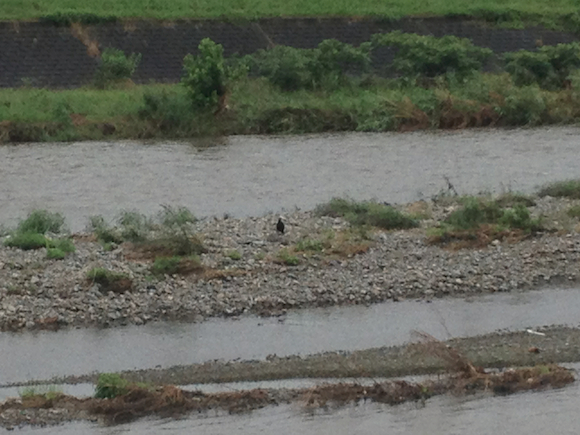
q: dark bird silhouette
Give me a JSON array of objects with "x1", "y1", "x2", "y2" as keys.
[{"x1": 276, "y1": 217, "x2": 285, "y2": 234}]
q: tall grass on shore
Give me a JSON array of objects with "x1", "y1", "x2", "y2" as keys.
[{"x1": 1, "y1": 0, "x2": 579, "y2": 32}]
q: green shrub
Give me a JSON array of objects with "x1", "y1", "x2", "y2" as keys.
[
  {"x1": 4, "y1": 232, "x2": 49, "y2": 250},
  {"x1": 446, "y1": 197, "x2": 503, "y2": 229},
  {"x1": 371, "y1": 31, "x2": 493, "y2": 82},
  {"x1": 227, "y1": 250, "x2": 242, "y2": 260},
  {"x1": 316, "y1": 198, "x2": 418, "y2": 230},
  {"x1": 296, "y1": 239, "x2": 324, "y2": 252},
  {"x1": 182, "y1": 38, "x2": 227, "y2": 110},
  {"x1": 158, "y1": 205, "x2": 197, "y2": 228},
  {"x1": 277, "y1": 248, "x2": 299, "y2": 266},
  {"x1": 495, "y1": 192, "x2": 536, "y2": 208},
  {"x1": 17, "y1": 209, "x2": 65, "y2": 234},
  {"x1": 445, "y1": 198, "x2": 541, "y2": 232},
  {"x1": 504, "y1": 43, "x2": 580, "y2": 89},
  {"x1": 94, "y1": 48, "x2": 141, "y2": 89},
  {"x1": 247, "y1": 39, "x2": 371, "y2": 91},
  {"x1": 94, "y1": 373, "x2": 130, "y2": 399},
  {"x1": 497, "y1": 85, "x2": 547, "y2": 125},
  {"x1": 538, "y1": 179, "x2": 580, "y2": 198},
  {"x1": 19, "y1": 385, "x2": 63, "y2": 400},
  {"x1": 151, "y1": 255, "x2": 202, "y2": 275}
]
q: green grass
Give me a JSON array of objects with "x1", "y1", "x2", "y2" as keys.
[
  {"x1": 537, "y1": 180, "x2": 580, "y2": 199},
  {"x1": 4, "y1": 232, "x2": 49, "y2": 250},
  {"x1": 316, "y1": 198, "x2": 418, "y2": 230},
  {"x1": 0, "y1": 0, "x2": 578, "y2": 29}
]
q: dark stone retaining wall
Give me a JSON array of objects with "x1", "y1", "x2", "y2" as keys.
[{"x1": 0, "y1": 18, "x2": 578, "y2": 88}]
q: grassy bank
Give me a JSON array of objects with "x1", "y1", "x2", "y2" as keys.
[
  {"x1": 2, "y1": 0, "x2": 580, "y2": 31},
  {"x1": 2, "y1": 72, "x2": 580, "y2": 142}
]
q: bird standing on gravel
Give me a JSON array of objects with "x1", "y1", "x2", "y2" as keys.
[{"x1": 277, "y1": 217, "x2": 285, "y2": 234}]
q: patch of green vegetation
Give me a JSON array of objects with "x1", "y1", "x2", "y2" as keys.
[
  {"x1": 538, "y1": 179, "x2": 580, "y2": 199},
  {"x1": 94, "y1": 373, "x2": 152, "y2": 399},
  {"x1": 150, "y1": 255, "x2": 202, "y2": 275},
  {"x1": 295, "y1": 238, "x2": 324, "y2": 252},
  {"x1": 19, "y1": 385, "x2": 63, "y2": 401},
  {"x1": 86, "y1": 267, "x2": 128, "y2": 285},
  {"x1": 226, "y1": 250, "x2": 242, "y2": 261},
  {"x1": 4, "y1": 232, "x2": 49, "y2": 250},
  {"x1": 254, "y1": 251, "x2": 266, "y2": 261},
  {"x1": 94, "y1": 373, "x2": 130, "y2": 399},
  {"x1": 446, "y1": 197, "x2": 541, "y2": 232},
  {"x1": 46, "y1": 248, "x2": 66, "y2": 259},
  {"x1": 316, "y1": 198, "x2": 418, "y2": 230},
  {"x1": 17, "y1": 209, "x2": 65, "y2": 234},
  {"x1": 88, "y1": 215, "x2": 123, "y2": 244},
  {"x1": 277, "y1": 248, "x2": 300, "y2": 266},
  {"x1": 567, "y1": 205, "x2": 580, "y2": 217}
]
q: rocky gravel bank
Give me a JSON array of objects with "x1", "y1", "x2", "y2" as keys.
[{"x1": 1, "y1": 196, "x2": 580, "y2": 332}]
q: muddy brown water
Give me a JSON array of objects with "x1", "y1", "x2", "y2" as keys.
[
  {"x1": 10, "y1": 371, "x2": 580, "y2": 435},
  {"x1": 2, "y1": 287, "x2": 580, "y2": 385},
  {"x1": 1, "y1": 127, "x2": 580, "y2": 231}
]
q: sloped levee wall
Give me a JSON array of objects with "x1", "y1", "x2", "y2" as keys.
[{"x1": 0, "y1": 17, "x2": 578, "y2": 88}]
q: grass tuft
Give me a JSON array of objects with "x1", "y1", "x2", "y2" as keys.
[
  {"x1": 537, "y1": 179, "x2": 580, "y2": 199},
  {"x1": 316, "y1": 198, "x2": 418, "y2": 230},
  {"x1": 17, "y1": 210, "x2": 65, "y2": 234},
  {"x1": 150, "y1": 255, "x2": 203, "y2": 275},
  {"x1": 4, "y1": 232, "x2": 48, "y2": 250}
]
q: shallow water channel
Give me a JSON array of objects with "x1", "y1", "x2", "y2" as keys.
[
  {"x1": 1, "y1": 287, "x2": 579, "y2": 385},
  {"x1": 1, "y1": 127, "x2": 580, "y2": 231},
  {"x1": 11, "y1": 367, "x2": 580, "y2": 435}
]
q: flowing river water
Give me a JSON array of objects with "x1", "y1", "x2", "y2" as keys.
[
  {"x1": 2, "y1": 127, "x2": 580, "y2": 433},
  {"x1": 1, "y1": 127, "x2": 580, "y2": 231}
]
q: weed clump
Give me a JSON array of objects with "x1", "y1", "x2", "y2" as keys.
[
  {"x1": 537, "y1": 179, "x2": 580, "y2": 199},
  {"x1": 226, "y1": 250, "x2": 242, "y2": 260},
  {"x1": 87, "y1": 267, "x2": 132, "y2": 293},
  {"x1": 17, "y1": 209, "x2": 65, "y2": 234},
  {"x1": 277, "y1": 249, "x2": 300, "y2": 266},
  {"x1": 151, "y1": 256, "x2": 202, "y2": 275},
  {"x1": 316, "y1": 198, "x2": 418, "y2": 230},
  {"x1": 95, "y1": 373, "x2": 131, "y2": 399},
  {"x1": 4, "y1": 232, "x2": 49, "y2": 250}
]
